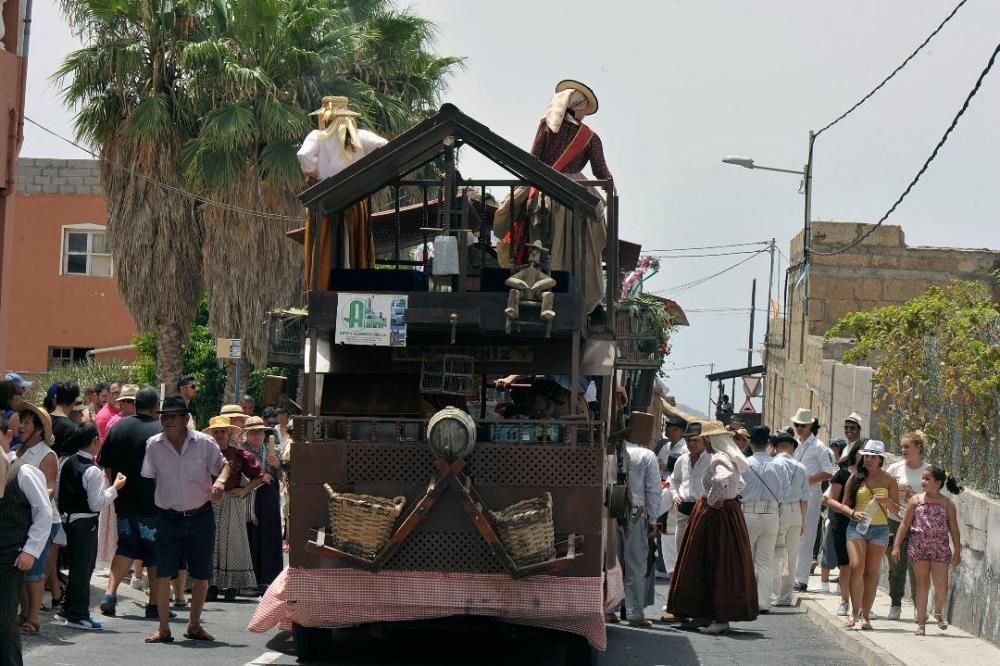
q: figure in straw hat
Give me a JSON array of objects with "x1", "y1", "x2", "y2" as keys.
[
  {"x1": 495, "y1": 80, "x2": 610, "y2": 314},
  {"x1": 297, "y1": 96, "x2": 389, "y2": 285}
]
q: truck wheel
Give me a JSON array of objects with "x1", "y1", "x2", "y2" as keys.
[
  {"x1": 292, "y1": 622, "x2": 331, "y2": 662},
  {"x1": 564, "y1": 634, "x2": 597, "y2": 666}
]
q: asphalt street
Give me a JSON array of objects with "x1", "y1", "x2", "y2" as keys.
[{"x1": 22, "y1": 577, "x2": 847, "y2": 665}]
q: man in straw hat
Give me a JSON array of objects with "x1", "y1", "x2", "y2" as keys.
[
  {"x1": 1, "y1": 430, "x2": 53, "y2": 665},
  {"x1": 141, "y1": 396, "x2": 227, "y2": 644},
  {"x1": 788, "y1": 408, "x2": 837, "y2": 592},
  {"x1": 613, "y1": 411, "x2": 661, "y2": 627},
  {"x1": 297, "y1": 96, "x2": 389, "y2": 285}
]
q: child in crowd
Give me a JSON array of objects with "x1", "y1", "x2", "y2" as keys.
[
  {"x1": 891, "y1": 466, "x2": 962, "y2": 636},
  {"x1": 57, "y1": 424, "x2": 126, "y2": 630}
]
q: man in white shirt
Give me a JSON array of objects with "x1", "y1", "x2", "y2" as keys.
[
  {"x1": 1, "y1": 444, "x2": 53, "y2": 665},
  {"x1": 741, "y1": 426, "x2": 789, "y2": 612},
  {"x1": 771, "y1": 431, "x2": 810, "y2": 606},
  {"x1": 656, "y1": 415, "x2": 687, "y2": 477},
  {"x1": 617, "y1": 413, "x2": 661, "y2": 628},
  {"x1": 789, "y1": 408, "x2": 837, "y2": 590}
]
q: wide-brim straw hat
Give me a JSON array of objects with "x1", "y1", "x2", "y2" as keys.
[
  {"x1": 219, "y1": 404, "x2": 245, "y2": 418},
  {"x1": 242, "y1": 415, "x2": 270, "y2": 431},
  {"x1": 19, "y1": 402, "x2": 53, "y2": 443},
  {"x1": 310, "y1": 95, "x2": 361, "y2": 120},
  {"x1": 790, "y1": 407, "x2": 814, "y2": 425},
  {"x1": 555, "y1": 79, "x2": 599, "y2": 116},
  {"x1": 684, "y1": 419, "x2": 729, "y2": 439},
  {"x1": 203, "y1": 415, "x2": 242, "y2": 436}
]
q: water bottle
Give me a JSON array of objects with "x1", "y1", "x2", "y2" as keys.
[{"x1": 856, "y1": 499, "x2": 876, "y2": 535}]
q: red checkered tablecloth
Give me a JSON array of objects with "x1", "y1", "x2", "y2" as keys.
[{"x1": 249, "y1": 566, "x2": 619, "y2": 649}]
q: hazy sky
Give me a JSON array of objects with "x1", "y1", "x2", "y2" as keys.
[{"x1": 22, "y1": 1, "x2": 1000, "y2": 415}]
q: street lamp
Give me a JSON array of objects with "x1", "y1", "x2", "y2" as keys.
[{"x1": 722, "y1": 155, "x2": 804, "y2": 176}]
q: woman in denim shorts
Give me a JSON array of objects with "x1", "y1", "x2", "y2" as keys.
[{"x1": 841, "y1": 441, "x2": 900, "y2": 630}]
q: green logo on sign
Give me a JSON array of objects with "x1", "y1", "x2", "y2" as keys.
[{"x1": 343, "y1": 298, "x2": 387, "y2": 329}]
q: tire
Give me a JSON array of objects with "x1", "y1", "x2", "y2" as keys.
[
  {"x1": 292, "y1": 622, "x2": 332, "y2": 662},
  {"x1": 564, "y1": 634, "x2": 597, "y2": 666}
]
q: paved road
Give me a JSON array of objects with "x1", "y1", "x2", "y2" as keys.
[{"x1": 23, "y1": 577, "x2": 846, "y2": 665}]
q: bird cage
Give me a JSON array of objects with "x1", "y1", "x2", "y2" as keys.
[{"x1": 420, "y1": 354, "x2": 475, "y2": 396}]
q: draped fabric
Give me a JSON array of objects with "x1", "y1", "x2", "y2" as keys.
[
  {"x1": 304, "y1": 200, "x2": 374, "y2": 291},
  {"x1": 212, "y1": 492, "x2": 257, "y2": 590}
]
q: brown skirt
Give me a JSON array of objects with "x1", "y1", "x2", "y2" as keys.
[{"x1": 666, "y1": 498, "x2": 759, "y2": 622}]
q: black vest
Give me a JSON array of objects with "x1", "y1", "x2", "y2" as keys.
[
  {"x1": 58, "y1": 453, "x2": 96, "y2": 515},
  {"x1": 0, "y1": 459, "x2": 32, "y2": 560}
]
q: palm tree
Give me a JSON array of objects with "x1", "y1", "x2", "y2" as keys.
[
  {"x1": 56, "y1": 0, "x2": 204, "y2": 391},
  {"x1": 178, "y1": 0, "x2": 460, "y2": 384}
]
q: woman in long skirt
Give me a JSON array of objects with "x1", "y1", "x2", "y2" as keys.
[
  {"x1": 241, "y1": 416, "x2": 284, "y2": 593},
  {"x1": 667, "y1": 420, "x2": 759, "y2": 635},
  {"x1": 205, "y1": 416, "x2": 262, "y2": 601}
]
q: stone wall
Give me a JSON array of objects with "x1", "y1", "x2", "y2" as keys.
[
  {"x1": 16, "y1": 158, "x2": 103, "y2": 196},
  {"x1": 951, "y1": 488, "x2": 1000, "y2": 645}
]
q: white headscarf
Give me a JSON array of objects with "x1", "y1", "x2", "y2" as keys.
[
  {"x1": 708, "y1": 434, "x2": 750, "y2": 472},
  {"x1": 543, "y1": 89, "x2": 590, "y2": 133},
  {"x1": 316, "y1": 115, "x2": 362, "y2": 163}
]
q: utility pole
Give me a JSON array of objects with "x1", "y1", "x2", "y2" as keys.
[
  {"x1": 765, "y1": 239, "x2": 775, "y2": 347},
  {"x1": 706, "y1": 363, "x2": 715, "y2": 417},
  {"x1": 747, "y1": 278, "x2": 757, "y2": 369}
]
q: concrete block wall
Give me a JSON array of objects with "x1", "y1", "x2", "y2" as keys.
[
  {"x1": 816, "y1": 360, "x2": 875, "y2": 443},
  {"x1": 16, "y1": 158, "x2": 103, "y2": 196}
]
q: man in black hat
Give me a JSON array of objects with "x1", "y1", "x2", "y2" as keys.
[
  {"x1": 140, "y1": 395, "x2": 227, "y2": 644},
  {"x1": 656, "y1": 414, "x2": 688, "y2": 477},
  {"x1": 740, "y1": 425, "x2": 788, "y2": 613}
]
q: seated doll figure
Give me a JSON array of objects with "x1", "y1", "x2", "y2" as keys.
[{"x1": 505, "y1": 241, "x2": 556, "y2": 322}]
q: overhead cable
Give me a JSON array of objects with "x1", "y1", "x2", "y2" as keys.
[
  {"x1": 649, "y1": 250, "x2": 767, "y2": 296},
  {"x1": 810, "y1": 38, "x2": 1000, "y2": 256},
  {"x1": 815, "y1": 0, "x2": 970, "y2": 137},
  {"x1": 24, "y1": 116, "x2": 306, "y2": 222}
]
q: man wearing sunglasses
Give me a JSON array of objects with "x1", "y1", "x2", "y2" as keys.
[{"x1": 788, "y1": 408, "x2": 837, "y2": 593}]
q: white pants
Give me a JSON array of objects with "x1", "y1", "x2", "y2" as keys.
[
  {"x1": 773, "y1": 502, "x2": 804, "y2": 604},
  {"x1": 618, "y1": 512, "x2": 653, "y2": 620},
  {"x1": 743, "y1": 509, "x2": 780, "y2": 611},
  {"x1": 795, "y1": 490, "x2": 823, "y2": 584},
  {"x1": 673, "y1": 511, "x2": 691, "y2": 575}
]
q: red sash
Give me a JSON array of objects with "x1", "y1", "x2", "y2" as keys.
[{"x1": 510, "y1": 124, "x2": 594, "y2": 264}]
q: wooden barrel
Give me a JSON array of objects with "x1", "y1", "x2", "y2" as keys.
[{"x1": 427, "y1": 407, "x2": 477, "y2": 460}]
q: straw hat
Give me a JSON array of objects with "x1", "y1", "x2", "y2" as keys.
[
  {"x1": 219, "y1": 404, "x2": 245, "y2": 418},
  {"x1": 309, "y1": 96, "x2": 360, "y2": 127},
  {"x1": 18, "y1": 402, "x2": 53, "y2": 443},
  {"x1": 555, "y1": 79, "x2": 599, "y2": 116},
  {"x1": 683, "y1": 420, "x2": 729, "y2": 439},
  {"x1": 118, "y1": 384, "x2": 140, "y2": 402},
  {"x1": 242, "y1": 416, "x2": 270, "y2": 432},
  {"x1": 790, "y1": 408, "x2": 814, "y2": 425},
  {"x1": 203, "y1": 415, "x2": 242, "y2": 436}
]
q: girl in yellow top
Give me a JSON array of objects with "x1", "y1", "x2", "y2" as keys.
[{"x1": 839, "y1": 441, "x2": 900, "y2": 630}]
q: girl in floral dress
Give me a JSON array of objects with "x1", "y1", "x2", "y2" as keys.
[{"x1": 891, "y1": 466, "x2": 962, "y2": 636}]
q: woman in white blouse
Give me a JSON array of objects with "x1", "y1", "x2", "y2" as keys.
[{"x1": 666, "y1": 420, "x2": 759, "y2": 635}]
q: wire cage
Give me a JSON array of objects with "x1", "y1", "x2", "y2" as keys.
[
  {"x1": 420, "y1": 354, "x2": 476, "y2": 396},
  {"x1": 614, "y1": 302, "x2": 661, "y2": 367},
  {"x1": 267, "y1": 309, "x2": 307, "y2": 366}
]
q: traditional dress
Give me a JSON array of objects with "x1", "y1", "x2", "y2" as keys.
[
  {"x1": 245, "y1": 443, "x2": 284, "y2": 589},
  {"x1": 212, "y1": 446, "x2": 261, "y2": 591},
  {"x1": 667, "y1": 452, "x2": 759, "y2": 622}
]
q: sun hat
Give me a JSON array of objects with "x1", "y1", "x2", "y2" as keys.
[
  {"x1": 858, "y1": 440, "x2": 887, "y2": 458},
  {"x1": 4, "y1": 372, "x2": 32, "y2": 389},
  {"x1": 203, "y1": 415, "x2": 241, "y2": 436},
  {"x1": 844, "y1": 412, "x2": 864, "y2": 429},
  {"x1": 219, "y1": 404, "x2": 244, "y2": 418},
  {"x1": 157, "y1": 395, "x2": 191, "y2": 415},
  {"x1": 309, "y1": 96, "x2": 361, "y2": 125},
  {"x1": 118, "y1": 384, "x2": 140, "y2": 402},
  {"x1": 683, "y1": 420, "x2": 729, "y2": 439},
  {"x1": 18, "y1": 402, "x2": 53, "y2": 443},
  {"x1": 242, "y1": 416, "x2": 270, "y2": 432},
  {"x1": 555, "y1": 79, "x2": 599, "y2": 116},
  {"x1": 684, "y1": 420, "x2": 749, "y2": 471},
  {"x1": 790, "y1": 408, "x2": 814, "y2": 425}
]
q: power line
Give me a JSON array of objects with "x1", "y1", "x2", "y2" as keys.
[
  {"x1": 643, "y1": 241, "x2": 769, "y2": 253},
  {"x1": 810, "y1": 37, "x2": 1000, "y2": 256},
  {"x1": 815, "y1": 0, "x2": 970, "y2": 137},
  {"x1": 24, "y1": 116, "x2": 306, "y2": 222},
  {"x1": 649, "y1": 250, "x2": 767, "y2": 296},
  {"x1": 649, "y1": 250, "x2": 764, "y2": 259}
]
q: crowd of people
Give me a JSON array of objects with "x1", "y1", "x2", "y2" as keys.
[
  {"x1": 611, "y1": 404, "x2": 964, "y2": 638},
  {"x1": 0, "y1": 371, "x2": 293, "y2": 662}
]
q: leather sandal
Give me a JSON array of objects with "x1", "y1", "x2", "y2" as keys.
[
  {"x1": 145, "y1": 628, "x2": 174, "y2": 643},
  {"x1": 183, "y1": 625, "x2": 215, "y2": 641},
  {"x1": 19, "y1": 620, "x2": 40, "y2": 636},
  {"x1": 934, "y1": 611, "x2": 948, "y2": 630}
]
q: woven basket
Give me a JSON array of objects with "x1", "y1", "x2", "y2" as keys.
[
  {"x1": 490, "y1": 493, "x2": 556, "y2": 567},
  {"x1": 324, "y1": 485, "x2": 406, "y2": 560}
]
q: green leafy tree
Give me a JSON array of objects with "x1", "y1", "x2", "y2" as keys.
[{"x1": 828, "y1": 281, "x2": 1000, "y2": 494}]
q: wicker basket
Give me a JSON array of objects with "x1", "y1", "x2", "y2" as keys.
[
  {"x1": 489, "y1": 493, "x2": 556, "y2": 567},
  {"x1": 324, "y1": 485, "x2": 406, "y2": 560}
]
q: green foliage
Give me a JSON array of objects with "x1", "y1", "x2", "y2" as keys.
[
  {"x1": 827, "y1": 281, "x2": 1000, "y2": 494},
  {"x1": 617, "y1": 294, "x2": 678, "y2": 375},
  {"x1": 21, "y1": 361, "x2": 146, "y2": 406}
]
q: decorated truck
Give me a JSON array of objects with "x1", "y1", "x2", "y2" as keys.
[{"x1": 249, "y1": 103, "x2": 669, "y2": 664}]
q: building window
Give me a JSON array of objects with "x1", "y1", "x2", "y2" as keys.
[
  {"x1": 48, "y1": 347, "x2": 93, "y2": 370},
  {"x1": 63, "y1": 228, "x2": 112, "y2": 277}
]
